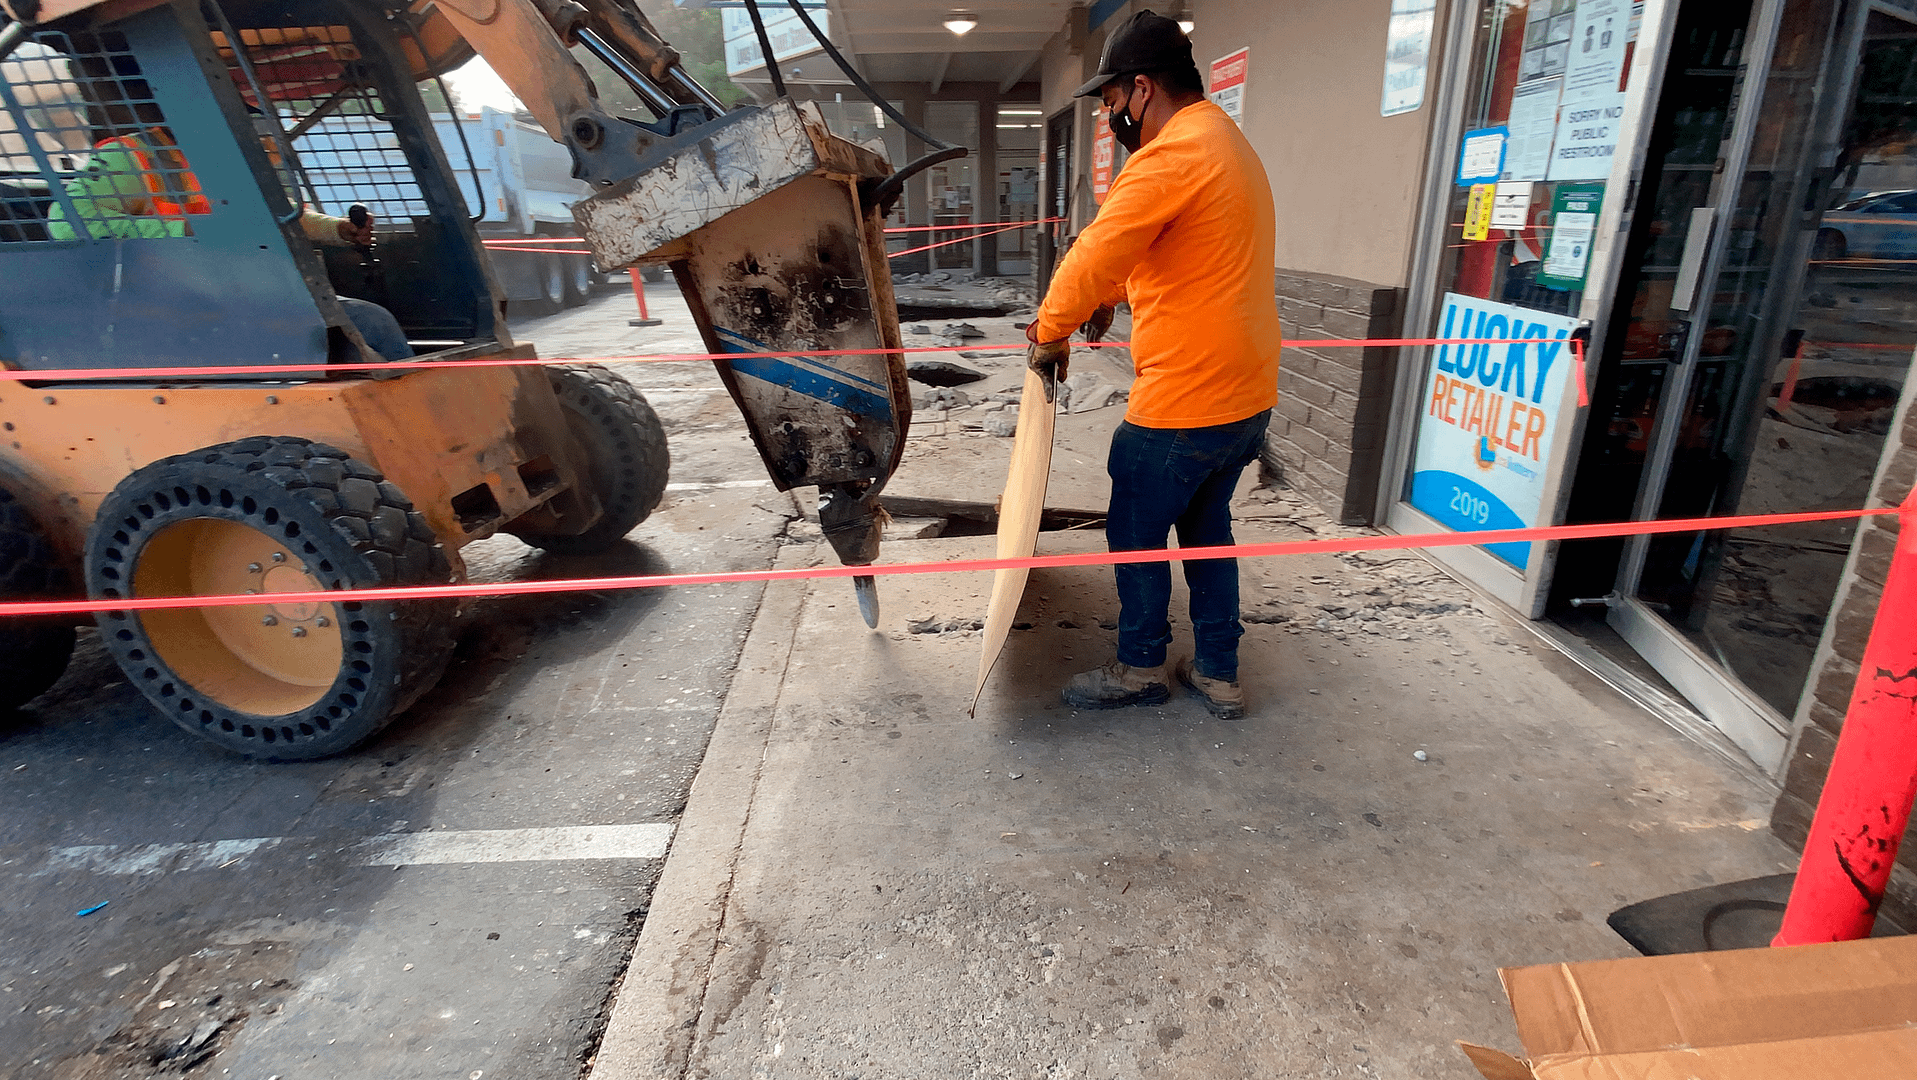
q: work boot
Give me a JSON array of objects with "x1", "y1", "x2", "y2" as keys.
[
  {"x1": 1175, "y1": 658, "x2": 1246, "y2": 720},
  {"x1": 1062, "y1": 660, "x2": 1170, "y2": 710}
]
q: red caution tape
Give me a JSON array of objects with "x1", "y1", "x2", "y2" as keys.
[
  {"x1": 888, "y1": 221, "x2": 1042, "y2": 258},
  {"x1": 0, "y1": 336, "x2": 1580, "y2": 385},
  {"x1": 478, "y1": 245, "x2": 596, "y2": 255},
  {"x1": 0, "y1": 505, "x2": 1887, "y2": 619},
  {"x1": 882, "y1": 217, "x2": 1063, "y2": 234}
]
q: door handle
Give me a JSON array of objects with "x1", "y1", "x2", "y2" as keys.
[{"x1": 1672, "y1": 206, "x2": 1716, "y2": 312}]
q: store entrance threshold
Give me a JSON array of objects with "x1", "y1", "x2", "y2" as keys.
[{"x1": 1528, "y1": 607, "x2": 1775, "y2": 789}]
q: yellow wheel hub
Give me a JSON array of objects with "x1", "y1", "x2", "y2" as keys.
[{"x1": 132, "y1": 519, "x2": 344, "y2": 716}]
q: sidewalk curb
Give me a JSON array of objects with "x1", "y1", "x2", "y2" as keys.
[{"x1": 586, "y1": 547, "x2": 814, "y2": 1080}]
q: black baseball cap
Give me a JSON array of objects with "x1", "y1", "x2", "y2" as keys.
[{"x1": 1073, "y1": 10, "x2": 1196, "y2": 98}]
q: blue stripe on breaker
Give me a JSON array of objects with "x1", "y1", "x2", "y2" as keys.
[{"x1": 716, "y1": 328, "x2": 893, "y2": 418}]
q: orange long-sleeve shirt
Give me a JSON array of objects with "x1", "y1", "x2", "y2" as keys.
[{"x1": 1035, "y1": 100, "x2": 1282, "y2": 428}]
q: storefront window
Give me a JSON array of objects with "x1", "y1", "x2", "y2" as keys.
[
  {"x1": 1403, "y1": 0, "x2": 1642, "y2": 570},
  {"x1": 923, "y1": 100, "x2": 978, "y2": 268},
  {"x1": 997, "y1": 105, "x2": 1042, "y2": 273},
  {"x1": 1618, "y1": 0, "x2": 1917, "y2": 715}
]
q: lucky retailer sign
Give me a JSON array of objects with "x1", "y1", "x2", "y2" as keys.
[{"x1": 1410, "y1": 293, "x2": 1579, "y2": 570}]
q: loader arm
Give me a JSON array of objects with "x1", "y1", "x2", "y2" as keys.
[{"x1": 411, "y1": 0, "x2": 935, "y2": 623}]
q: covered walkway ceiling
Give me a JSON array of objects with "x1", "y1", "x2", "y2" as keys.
[{"x1": 725, "y1": 0, "x2": 1075, "y2": 94}]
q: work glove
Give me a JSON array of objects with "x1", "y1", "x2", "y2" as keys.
[
  {"x1": 1027, "y1": 338, "x2": 1070, "y2": 404},
  {"x1": 1081, "y1": 303, "x2": 1116, "y2": 343}
]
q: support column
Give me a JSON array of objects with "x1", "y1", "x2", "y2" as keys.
[{"x1": 974, "y1": 96, "x2": 997, "y2": 277}]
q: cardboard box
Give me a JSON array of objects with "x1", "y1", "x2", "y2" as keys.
[{"x1": 1460, "y1": 936, "x2": 1917, "y2": 1078}]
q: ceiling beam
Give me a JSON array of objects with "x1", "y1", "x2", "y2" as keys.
[
  {"x1": 928, "y1": 50, "x2": 952, "y2": 94},
  {"x1": 999, "y1": 49, "x2": 1041, "y2": 93},
  {"x1": 822, "y1": 0, "x2": 868, "y2": 77}
]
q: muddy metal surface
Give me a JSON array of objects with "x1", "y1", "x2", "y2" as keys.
[{"x1": 0, "y1": 284, "x2": 795, "y2": 1079}]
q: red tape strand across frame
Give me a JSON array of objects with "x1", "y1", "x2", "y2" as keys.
[
  {"x1": 0, "y1": 505, "x2": 1886, "y2": 619},
  {"x1": 886, "y1": 221, "x2": 1045, "y2": 258},
  {"x1": 0, "y1": 336, "x2": 1586, "y2": 393}
]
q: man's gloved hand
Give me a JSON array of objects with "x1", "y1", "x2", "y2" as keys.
[
  {"x1": 337, "y1": 208, "x2": 375, "y2": 248},
  {"x1": 1081, "y1": 303, "x2": 1116, "y2": 343},
  {"x1": 1028, "y1": 338, "x2": 1070, "y2": 403}
]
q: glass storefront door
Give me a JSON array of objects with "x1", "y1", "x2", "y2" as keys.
[
  {"x1": 1565, "y1": 0, "x2": 1917, "y2": 770},
  {"x1": 1385, "y1": 0, "x2": 1667, "y2": 614}
]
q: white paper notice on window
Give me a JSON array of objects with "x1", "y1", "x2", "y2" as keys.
[
  {"x1": 1382, "y1": 0, "x2": 1437, "y2": 116},
  {"x1": 1543, "y1": 208, "x2": 1596, "y2": 280},
  {"x1": 1504, "y1": 78, "x2": 1561, "y2": 181},
  {"x1": 1547, "y1": 0, "x2": 1629, "y2": 180}
]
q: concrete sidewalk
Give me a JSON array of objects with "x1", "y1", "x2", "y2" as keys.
[{"x1": 587, "y1": 507, "x2": 1793, "y2": 1079}]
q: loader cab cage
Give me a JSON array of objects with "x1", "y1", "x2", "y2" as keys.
[
  {"x1": 0, "y1": 0, "x2": 507, "y2": 376},
  {"x1": 0, "y1": 28, "x2": 220, "y2": 242},
  {"x1": 208, "y1": 22, "x2": 431, "y2": 227}
]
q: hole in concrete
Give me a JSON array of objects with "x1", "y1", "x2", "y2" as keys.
[
  {"x1": 894, "y1": 300, "x2": 1022, "y2": 321},
  {"x1": 878, "y1": 495, "x2": 1104, "y2": 539}
]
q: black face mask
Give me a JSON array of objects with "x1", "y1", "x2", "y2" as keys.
[{"x1": 1109, "y1": 86, "x2": 1144, "y2": 152}]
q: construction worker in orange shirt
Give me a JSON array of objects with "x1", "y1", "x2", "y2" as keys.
[{"x1": 1027, "y1": 10, "x2": 1283, "y2": 720}]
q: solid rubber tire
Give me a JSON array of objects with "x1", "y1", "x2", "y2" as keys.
[
  {"x1": 509, "y1": 364, "x2": 669, "y2": 555},
  {"x1": 85, "y1": 436, "x2": 457, "y2": 760},
  {"x1": 0, "y1": 485, "x2": 76, "y2": 710}
]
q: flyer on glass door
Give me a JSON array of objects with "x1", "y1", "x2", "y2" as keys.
[{"x1": 1409, "y1": 294, "x2": 1579, "y2": 569}]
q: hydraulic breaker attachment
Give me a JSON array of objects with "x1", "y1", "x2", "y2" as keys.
[
  {"x1": 574, "y1": 100, "x2": 911, "y2": 619},
  {"x1": 402, "y1": 0, "x2": 942, "y2": 621}
]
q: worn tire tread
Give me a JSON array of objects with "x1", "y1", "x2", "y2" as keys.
[
  {"x1": 0, "y1": 486, "x2": 76, "y2": 710},
  {"x1": 87, "y1": 436, "x2": 456, "y2": 759},
  {"x1": 510, "y1": 364, "x2": 670, "y2": 555}
]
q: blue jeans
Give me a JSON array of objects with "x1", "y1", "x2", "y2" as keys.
[
  {"x1": 1106, "y1": 410, "x2": 1269, "y2": 681},
  {"x1": 340, "y1": 297, "x2": 415, "y2": 360}
]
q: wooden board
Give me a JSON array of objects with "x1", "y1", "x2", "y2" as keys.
[{"x1": 971, "y1": 366, "x2": 1058, "y2": 715}]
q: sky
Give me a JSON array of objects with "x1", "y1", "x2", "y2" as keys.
[{"x1": 443, "y1": 57, "x2": 522, "y2": 114}]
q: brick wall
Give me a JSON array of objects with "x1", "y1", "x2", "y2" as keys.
[
  {"x1": 1772, "y1": 399, "x2": 1917, "y2": 927},
  {"x1": 1263, "y1": 269, "x2": 1403, "y2": 525}
]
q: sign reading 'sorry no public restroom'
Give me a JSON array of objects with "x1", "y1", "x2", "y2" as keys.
[
  {"x1": 1409, "y1": 294, "x2": 1578, "y2": 570},
  {"x1": 1548, "y1": 0, "x2": 1629, "y2": 180}
]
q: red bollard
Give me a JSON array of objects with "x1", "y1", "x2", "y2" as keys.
[
  {"x1": 628, "y1": 268, "x2": 661, "y2": 328},
  {"x1": 1775, "y1": 488, "x2": 1917, "y2": 945}
]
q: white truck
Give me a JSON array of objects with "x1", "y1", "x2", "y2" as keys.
[
  {"x1": 295, "y1": 105, "x2": 607, "y2": 315},
  {"x1": 435, "y1": 107, "x2": 609, "y2": 313}
]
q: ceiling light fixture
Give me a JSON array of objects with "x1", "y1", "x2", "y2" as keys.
[
  {"x1": 1178, "y1": 18, "x2": 1195, "y2": 33},
  {"x1": 943, "y1": 10, "x2": 978, "y2": 35}
]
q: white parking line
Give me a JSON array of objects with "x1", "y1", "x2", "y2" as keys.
[
  {"x1": 663, "y1": 479, "x2": 774, "y2": 491},
  {"x1": 356, "y1": 823, "x2": 673, "y2": 866},
  {"x1": 38, "y1": 823, "x2": 674, "y2": 876},
  {"x1": 42, "y1": 836, "x2": 283, "y2": 875}
]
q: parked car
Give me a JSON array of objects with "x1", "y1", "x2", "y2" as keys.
[{"x1": 1815, "y1": 189, "x2": 1917, "y2": 262}]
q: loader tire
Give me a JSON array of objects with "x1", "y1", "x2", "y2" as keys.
[
  {"x1": 509, "y1": 364, "x2": 669, "y2": 555},
  {"x1": 85, "y1": 437, "x2": 457, "y2": 760},
  {"x1": 0, "y1": 485, "x2": 76, "y2": 710}
]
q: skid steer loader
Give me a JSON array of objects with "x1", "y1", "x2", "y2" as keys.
[{"x1": 0, "y1": 0, "x2": 939, "y2": 758}]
